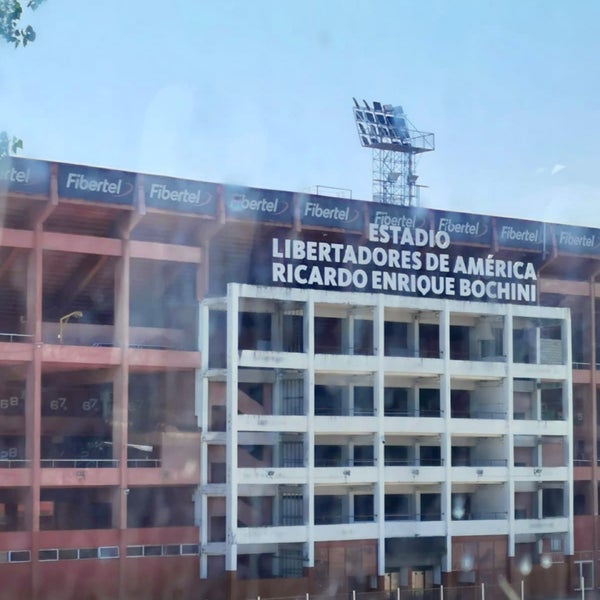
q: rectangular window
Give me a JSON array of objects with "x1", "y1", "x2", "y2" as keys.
[
  {"x1": 574, "y1": 561, "x2": 593, "y2": 591},
  {"x1": 181, "y1": 544, "x2": 199, "y2": 555},
  {"x1": 126, "y1": 546, "x2": 143, "y2": 558},
  {"x1": 38, "y1": 549, "x2": 58, "y2": 561},
  {"x1": 419, "y1": 388, "x2": 440, "y2": 417},
  {"x1": 98, "y1": 546, "x2": 119, "y2": 559},
  {"x1": 9, "y1": 550, "x2": 30, "y2": 563},
  {"x1": 280, "y1": 493, "x2": 303, "y2": 526},
  {"x1": 281, "y1": 441, "x2": 304, "y2": 467},
  {"x1": 384, "y1": 321, "x2": 409, "y2": 356},
  {"x1": 279, "y1": 547, "x2": 303, "y2": 578},
  {"x1": 281, "y1": 378, "x2": 303, "y2": 416},
  {"x1": 353, "y1": 386, "x2": 373, "y2": 416},
  {"x1": 353, "y1": 319, "x2": 373, "y2": 355},
  {"x1": 143, "y1": 545, "x2": 162, "y2": 557},
  {"x1": 282, "y1": 314, "x2": 303, "y2": 352},
  {"x1": 384, "y1": 388, "x2": 408, "y2": 416}
]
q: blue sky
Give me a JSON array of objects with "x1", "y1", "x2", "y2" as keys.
[{"x1": 1, "y1": 0, "x2": 599, "y2": 225}]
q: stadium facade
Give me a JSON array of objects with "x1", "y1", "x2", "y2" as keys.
[{"x1": 0, "y1": 157, "x2": 597, "y2": 598}]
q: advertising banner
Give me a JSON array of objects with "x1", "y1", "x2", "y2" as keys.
[
  {"x1": 495, "y1": 217, "x2": 545, "y2": 252},
  {"x1": 553, "y1": 224, "x2": 600, "y2": 255},
  {"x1": 0, "y1": 157, "x2": 50, "y2": 196},
  {"x1": 223, "y1": 185, "x2": 293, "y2": 224},
  {"x1": 57, "y1": 164, "x2": 136, "y2": 206},
  {"x1": 367, "y1": 202, "x2": 428, "y2": 231},
  {"x1": 299, "y1": 194, "x2": 364, "y2": 232},
  {"x1": 144, "y1": 174, "x2": 217, "y2": 216},
  {"x1": 432, "y1": 210, "x2": 493, "y2": 246}
]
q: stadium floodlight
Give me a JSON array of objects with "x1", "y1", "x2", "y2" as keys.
[
  {"x1": 352, "y1": 98, "x2": 435, "y2": 206},
  {"x1": 352, "y1": 99, "x2": 431, "y2": 151}
]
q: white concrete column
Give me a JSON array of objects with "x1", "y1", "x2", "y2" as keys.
[
  {"x1": 225, "y1": 284, "x2": 240, "y2": 572},
  {"x1": 439, "y1": 304, "x2": 453, "y2": 573},
  {"x1": 347, "y1": 310, "x2": 355, "y2": 355},
  {"x1": 272, "y1": 303, "x2": 283, "y2": 352},
  {"x1": 304, "y1": 293, "x2": 315, "y2": 567},
  {"x1": 199, "y1": 490, "x2": 208, "y2": 578},
  {"x1": 563, "y1": 311, "x2": 574, "y2": 555},
  {"x1": 197, "y1": 301, "x2": 210, "y2": 430},
  {"x1": 374, "y1": 295, "x2": 386, "y2": 577},
  {"x1": 412, "y1": 312, "x2": 420, "y2": 357},
  {"x1": 505, "y1": 305, "x2": 516, "y2": 556}
]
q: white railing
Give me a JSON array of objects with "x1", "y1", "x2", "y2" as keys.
[{"x1": 0, "y1": 332, "x2": 32, "y2": 343}]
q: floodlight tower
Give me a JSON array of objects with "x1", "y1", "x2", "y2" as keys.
[{"x1": 353, "y1": 99, "x2": 434, "y2": 206}]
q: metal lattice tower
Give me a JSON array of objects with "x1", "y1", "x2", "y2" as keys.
[{"x1": 353, "y1": 99, "x2": 434, "y2": 206}]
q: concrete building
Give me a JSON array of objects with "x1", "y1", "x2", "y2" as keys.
[{"x1": 0, "y1": 156, "x2": 596, "y2": 599}]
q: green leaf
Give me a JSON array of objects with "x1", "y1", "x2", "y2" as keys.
[{"x1": 10, "y1": 137, "x2": 23, "y2": 153}]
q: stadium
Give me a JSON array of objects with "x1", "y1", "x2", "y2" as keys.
[{"x1": 0, "y1": 155, "x2": 596, "y2": 599}]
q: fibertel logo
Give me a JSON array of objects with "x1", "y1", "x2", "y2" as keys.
[
  {"x1": 558, "y1": 229, "x2": 600, "y2": 250},
  {"x1": 438, "y1": 216, "x2": 489, "y2": 239},
  {"x1": 65, "y1": 172, "x2": 134, "y2": 197},
  {"x1": 149, "y1": 183, "x2": 212, "y2": 206},
  {"x1": 304, "y1": 201, "x2": 359, "y2": 224},
  {"x1": 0, "y1": 165, "x2": 31, "y2": 185},
  {"x1": 230, "y1": 193, "x2": 288, "y2": 215},
  {"x1": 372, "y1": 210, "x2": 421, "y2": 229},
  {"x1": 499, "y1": 225, "x2": 540, "y2": 244}
]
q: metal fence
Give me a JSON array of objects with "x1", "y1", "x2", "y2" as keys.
[
  {"x1": 247, "y1": 582, "x2": 584, "y2": 600},
  {"x1": 250, "y1": 585, "x2": 495, "y2": 600}
]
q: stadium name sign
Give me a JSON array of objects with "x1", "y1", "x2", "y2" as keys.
[{"x1": 271, "y1": 223, "x2": 538, "y2": 304}]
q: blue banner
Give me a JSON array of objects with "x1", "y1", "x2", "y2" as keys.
[
  {"x1": 223, "y1": 186, "x2": 293, "y2": 224},
  {"x1": 367, "y1": 202, "x2": 428, "y2": 231},
  {"x1": 58, "y1": 164, "x2": 136, "y2": 206},
  {"x1": 0, "y1": 157, "x2": 50, "y2": 196},
  {"x1": 495, "y1": 217, "x2": 545, "y2": 252},
  {"x1": 432, "y1": 210, "x2": 492, "y2": 245},
  {"x1": 144, "y1": 174, "x2": 217, "y2": 216},
  {"x1": 299, "y1": 194, "x2": 364, "y2": 231},
  {"x1": 553, "y1": 224, "x2": 600, "y2": 255}
]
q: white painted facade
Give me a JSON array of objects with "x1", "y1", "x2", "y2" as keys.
[{"x1": 197, "y1": 283, "x2": 573, "y2": 580}]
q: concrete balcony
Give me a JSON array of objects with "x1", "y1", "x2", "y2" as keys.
[
  {"x1": 313, "y1": 466, "x2": 378, "y2": 485},
  {"x1": 40, "y1": 465, "x2": 119, "y2": 487},
  {"x1": 449, "y1": 359, "x2": 507, "y2": 380},
  {"x1": 512, "y1": 466, "x2": 569, "y2": 482},
  {"x1": 313, "y1": 415, "x2": 378, "y2": 435},
  {"x1": 0, "y1": 464, "x2": 31, "y2": 486},
  {"x1": 384, "y1": 517, "x2": 445, "y2": 538},
  {"x1": 237, "y1": 414, "x2": 307, "y2": 433},
  {"x1": 512, "y1": 420, "x2": 568, "y2": 437},
  {"x1": 0, "y1": 340, "x2": 34, "y2": 363},
  {"x1": 382, "y1": 414, "x2": 444, "y2": 435},
  {"x1": 236, "y1": 524, "x2": 307, "y2": 545},
  {"x1": 313, "y1": 521, "x2": 377, "y2": 542},
  {"x1": 384, "y1": 465, "x2": 445, "y2": 484},
  {"x1": 451, "y1": 517, "x2": 509, "y2": 536},
  {"x1": 450, "y1": 465, "x2": 508, "y2": 483},
  {"x1": 382, "y1": 355, "x2": 443, "y2": 377},
  {"x1": 238, "y1": 350, "x2": 307, "y2": 370},
  {"x1": 512, "y1": 362, "x2": 570, "y2": 380},
  {"x1": 236, "y1": 467, "x2": 307, "y2": 485},
  {"x1": 513, "y1": 516, "x2": 569, "y2": 536},
  {"x1": 450, "y1": 417, "x2": 507, "y2": 436}
]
